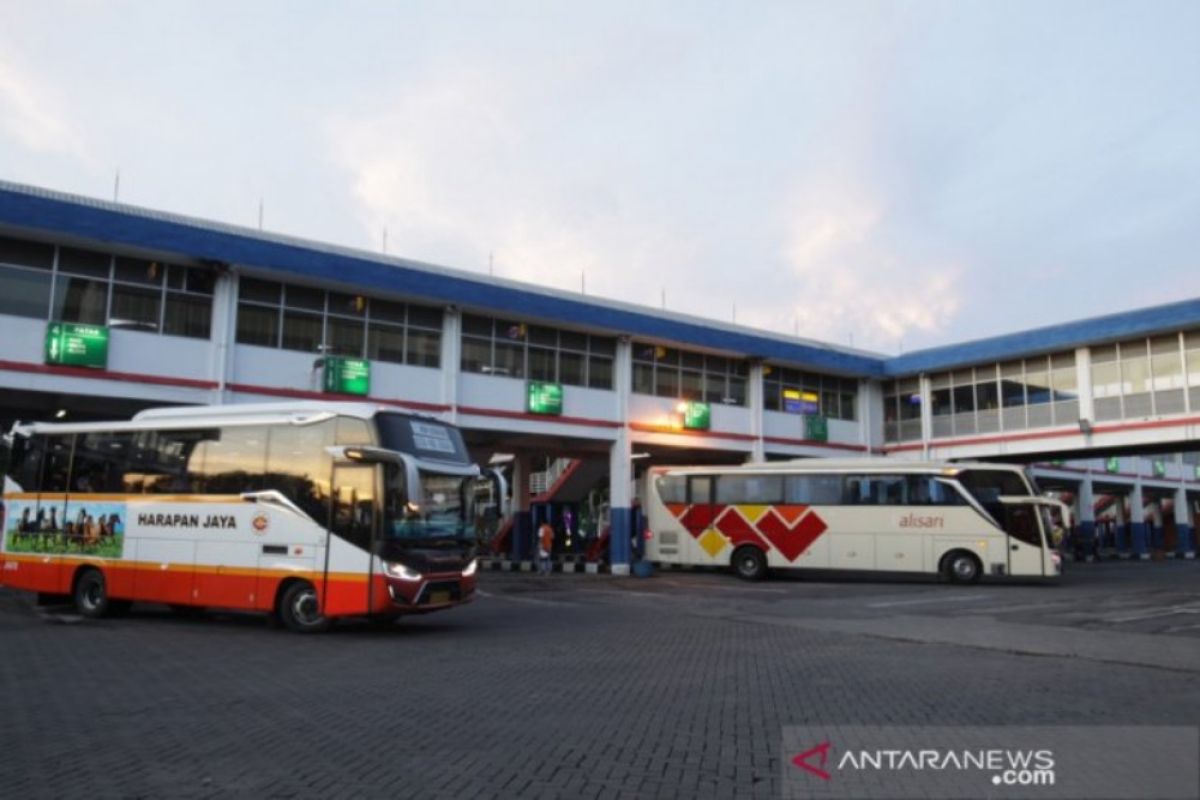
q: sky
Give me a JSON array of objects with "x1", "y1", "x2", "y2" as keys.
[{"x1": 0, "y1": 1, "x2": 1196, "y2": 355}]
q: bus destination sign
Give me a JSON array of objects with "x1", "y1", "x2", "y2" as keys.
[
  {"x1": 44, "y1": 322, "x2": 109, "y2": 369},
  {"x1": 323, "y1": 357, "x2": 371, "y2": 396},
  {"x1": 527, "y1": 381, "x2": 564, "y2": 415}
]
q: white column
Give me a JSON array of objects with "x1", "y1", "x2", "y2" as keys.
[
  {"x1": 919, "y1": 373, "x2": 933, "y2": 457},
  {"x1": 208, "y1": 269, "x2": 238, "y2": 404},
  {"x1": 748, "y1": 361, "x2": 765, "y2": 463},
  {"x1": 1130, "y1": 480, "x2": 1148, "y2": 559},
  {"x1": 609, "y1": 337, "x2": 633, "y2": 575},
  {"x1": 439, "y1": 307, "x2": 461, "y2": 424},
  {"x1": 1078, "y1": 477, "x2": 1096, "y2": 561},
  {"x1": 1175, "y1": 485, "x2": 1195, "y2": 558},
  {"x1": 1075, "y1": 346, "x2": 1094, "y2": 426},
  {"x1": 861, "y1": 379, "x2": 884, "y2": 454}
]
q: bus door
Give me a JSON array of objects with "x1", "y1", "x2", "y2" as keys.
[
  {"x1": 325, "y1": 464, "x2": 379, "y2": 616},
  {"x1": 248, "y1": 490, "x2": 320, "y2": 613},
  {"x1": 998, "y1": 498, "x2": 1047, "y2": 577},
  {"x1": 463, "y1": 468, "x2": 508, "y2": 549},
  {"x1": 684, "y1": 475, "x2": 717, "y2": 560}
]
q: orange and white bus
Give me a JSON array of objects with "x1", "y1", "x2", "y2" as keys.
[
  {"x1": 643, "y1": 459, "x2": 1065, "y2": 582},
  {"x1": 1, "y1": 402, "x2": 504, "y2": 632}
]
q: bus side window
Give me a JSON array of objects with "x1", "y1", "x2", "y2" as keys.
[
  {"x1": 41, "y1": 435, "x2": 74, "y2": 494},
  {"x1": 9, "y1": 435, "x2": 44, "y2": 493},
  {"x1": 73, "y1": 432, "x2": 133, "y2": 493},
  {"x1": 785, "y1": 475, "x2": 842, "y2": 505},
  {"x1": 191, "y1": 426, "x2": 268, "y2": 494},
  {"x1": 266, "y1": 421, "x2": 334, "y2": 525},
  {"x1": 335, "y1": 417, "x2": 373, "y2": 446},
  {"x1": 656, "y1": 475, "x2": 686, "y2": 505}
]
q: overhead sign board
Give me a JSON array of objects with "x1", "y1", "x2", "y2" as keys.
[
  {"x1": 682, "y1": 401, "x2": 711, "y2": 431},
  {"x1": 44, "y1": 323, "x2": 108, "y2": 369},
  {"x1": 1105, "y1": 456, "x2": 1120, "y2": 473},
  {"x1": 804, "y1": 414, "x2": 828, "y2": 442},
  {"x1": 527, "y1": 381, "x2": 563, "y2": 415},
  {"x1": 783, "y1": 388, "x2": 820, "y2": 415},
  {"x1": 323, "y1": 357, "x2": 370, "y2": 396},
  {"x1": 1152, "y1": 460, "x2": 1167, "y2": 478}
]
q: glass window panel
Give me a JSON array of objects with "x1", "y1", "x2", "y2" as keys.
[
  {"x1": 404, "y1": 329, "x2": 440, "y2": 368},
  {"x1": 705, "y1": 372, "x2": 727, "y2": 404},
  {"x1": 239, "y1": 277, "x2": 281, "y2": 304},
  {"x1": 110, "y1": 284, "x2": 161, "y2": 329},
  {"x1": 326, "y1": 316, "x2": 365, "y2": 357},
  {"x1": 163, "y1": 293, "x2": 212, "y2": 339},
  {"x1": 52, "y1": 276, "x2": 109, "y2": 324},
  {"x1": 655, "y1": 365, "x2": 679, "y2": 398},
  {"x1": 632, "y1": 342, "x2": 657, "y2": 363},
  {"x1": 335, "y1": 416, "x2": 373, "y2": 445},
  {"x1": 461, "y1": 314, "x2": 492, "y2": 336},
  {"x1": 559, "y1": 330, "x2": 587, "y2": 351},
  {"x1": 727, "y1": 376, "x2": 746, "y2": 406},
  {"x1": 656, "y1": 475, "x2": 686, "y2": 505},
  {"x1": 0, "y1": 235, "x2": 53, "y2": 270},
  {"x1": 656, "y1": 347, "x2": 680, "y2": 366},
  {"x1": 680, "y1": 351, "x2": 703, "y2": 370},
  {"x1": 1151, "y1": 351, "x2": 1183, "y2": 390},
  {"x1": 58, "y1": 247, "x2": 111, "y2": 278},
  {"x1": 716, "y1": 474, "x2": 784, "y2": 505},
  {"x1": 899, "y1": 389, "x2": 922, "y2": 420},
  {"x1": 1121, "y1": 355, "x2": 1149, "y2": 394},
  {"x1": 328, "y1": 291, "x2": 366, "y2": 317},
  {"x1": 1001, "y1": 378, "x2": 1026, "y2": 407},
  {"x1": 492, "y1": 341, "x2": 524, "y2": 378},
  {"x1": 1050, "y1": 351, "x2": 1075, "y2": 370},
  {"x1": 785, "y1": 475, "x2": 843, "y2": 504},
  {"x1": 281, "y1": 310, "x2": 322, "y2": 352},
  {"x1": 184, "y1": 267, "x2": 216, "y2": 295},
  {"x1": 559, "y1": 351, "x2": 585, "y2": 386},
  {"x1": 371, "y1": 299, "x2": 407, "y2": 324},
  {"x1": 461, "y1": 337, "x2": 491, "y2": 373},
  {"x1": 113, "y1": 257, "x2": 163, "y2": 286},
  {"x1": 953, "y1": 383, "x2": 975, "y2": 413},
  {"x1": 1091, "y1": 361, "x2": 1121, "y2": 398},
  {"x1": 1025, "y1": 362, "x2": 1051, "y2": 405},
  {"x1": 588, "y1": 336, "x2": 616, "y2": 356},
  {"x1": 497, "y1": 320, "x2": 526, "y2": 341},
  {"x1": 976, "y1": 377, "x2": 1000, "y2": 410},
  {"x1": 367, "y1": 322, "x2": 406, "y2": 364},
  {"x1": 731, "y1": 361, "x2": 749, "y2": 377},
  {"x1": 528, "y1": 325, "x2": 557, "y2": 346},
  {"x1": 236, "y1": 303, "x2": 279, "y2": 347},
  {"x1": 588, "y1": 356, "x2": 613, "y2": 390},
  {"x1": 706, "y1": 355, "x2": 729, "y2": 374},
  {"x1": 931, "y1": 387, "x2": 952, "y2": 416},
  {"x1": 192, "y1": 425, "x2": 268, "y2": 494},
  {"x1": 265, "y1": 420, "x2": 334, "y2": 525},
  {"x1": 406, "y1": 305, "x2": 442, "y2": 330},
  {"x1": 528, "y1": 347, "x2": 556, "y2": 381},
  {"x1": 680, "y1": 370, "x2": 703, "y2": 400},
  {"x1": 632, "y1": 362, "x2": 654, "y2": 394},
  {"x1": 0, "y1": 264, "x2": 52, "y2": 319},
  {"x1": 840, "y1": 392, "x2": 857, "y2": 421},
  {"x1": 284, "y1": 284, "x2": 325, "y2": 311}
]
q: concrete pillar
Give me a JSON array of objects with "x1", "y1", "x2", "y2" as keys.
[
  {"x1": 1113, "y1": 493, "x2": 1128, "y2": 555},
  {"x1": 918, "y1": 373, "x2": 933, "y2": 455},
  {"x1": 510, "y1": 453, "x2": 532, "y2": 562},
  {"x1": 1078, "y1": 478, "x2": 1096, "y2": 561},
  {"x1": 748, "y1": 362, "x2": 766, "y2": 463},
  {"x1": 609, "y1": 337, "x2": 633, "y2": 575},
  {"x1": 439, "y1": 307, "x2": 461, "y2": 425},
  {"x1": 1075, "y1": 346, "x2": 1094, "y2": 426},
  {"x1": 208, "y1": 270, "x2": 239, "y2": 404},
  {"x1": 1175, "y1": 486, "x2": 1195, "y2": 558},
  {"x1": 1130, "y1": 482, "x2": 1149, "y2": 559},
  {"x1": 861, "y1": 379, "x2": 884, "y2": 454},
  {"x1": 1147, "y1": 497, "x2": 1164, "y2": 552}
]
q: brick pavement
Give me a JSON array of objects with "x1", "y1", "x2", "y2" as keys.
[{"x1": 0, "y1": 565, "x2": 1197, "y2": 799}]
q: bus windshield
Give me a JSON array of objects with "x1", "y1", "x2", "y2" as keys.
[{"x1": 384, "y1": 465, "x2": 469, "y2": 542}]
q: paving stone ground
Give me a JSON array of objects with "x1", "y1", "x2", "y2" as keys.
[{"x1": 1, "y1": 562, "x2": 1197, "y2": 798}]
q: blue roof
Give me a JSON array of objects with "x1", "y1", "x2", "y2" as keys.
[
  {"x1": 1, "y1": 181, "x2": 1196, "y2": 381},
  {"x1": 0, "y1": 182, "x2": 883, "y2": 377}
]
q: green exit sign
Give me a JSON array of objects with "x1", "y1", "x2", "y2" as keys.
[
  {"x1": 1105, "y1": 456, "x2": 1120, "y2": 473},
  {"x1": 1153, "y1": 460, "x2": 1167, "y2": 478},
  {"x1": 527, "y1": 381, "x2": 563, "y2": 415},
  {"x1": 804, "y1": 414, "x2": 828, "y2": 442},
  {"x1": 45, "y1": 322, "x2": 108, "y2": 368},
  {"x1": 323, "y1": 357, "x2": 370, "y2": 396},
  {"x1": 681, "y1": 401, "x2": 710, "y2": 431}
]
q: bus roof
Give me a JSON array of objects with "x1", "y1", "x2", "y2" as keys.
[{"x1": 651, "y1": 458, "x2": 1027, "y2": 476}]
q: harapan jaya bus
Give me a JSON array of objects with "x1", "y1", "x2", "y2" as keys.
[
  {"x1": 643, "y1": 459, "x2": 1065, "y2": 582},
  {"x1": 0, "y1": 402, "x2": 505, "y2": 632}
]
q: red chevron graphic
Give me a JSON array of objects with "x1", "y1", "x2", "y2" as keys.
[
  {"x1": 713, "y1": 507, "x2": 769, "y2": 550},
  {"x1": 678, "y1": 504, "x2": 724, "y2": 538},
  {"x1": 756, "y1": 507, "x2": 828, "y2": 562}
]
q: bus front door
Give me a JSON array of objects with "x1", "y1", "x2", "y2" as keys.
[
  {"x1": 1000, "y1": 501, "x2": 1047, "y2": 577},
  {"x1": 327, "y1": 464, "x2": 379, "y2": 616}
]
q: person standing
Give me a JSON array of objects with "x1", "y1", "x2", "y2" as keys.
[{"x1": 537, "y1": 519, "x2": 554, "y2": 575}]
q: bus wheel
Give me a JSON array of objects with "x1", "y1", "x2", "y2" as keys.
[
  {"x1": 73, "y1": 569, "x2": 110, "y2": 618},
  {"x1": 732, "y1": 546, "x2": 767, "y2": 581},
  {"x1": 942, "y1": 551, "x2": 982, "y2": 584},
  {"x1": 279, "y1": 581, "x2": 330, "y2": 634}
]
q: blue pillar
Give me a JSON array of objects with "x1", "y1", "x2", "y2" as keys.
[
  {"x1": 1130, "y1": 522, "x2": 1149, "y2": 558},
  {"x1": 609, "y1": 506, "x2": 632, "y2": 568},
  {"x1": 1178, "y1": 524, "x2": 1194, "y2": 557},
  {"x1": 1079, "y1": 520, "x2": 1096, "y2": 556},
  {"x1": 511, "y1": 511, "x2": 533, "y2": 561}
]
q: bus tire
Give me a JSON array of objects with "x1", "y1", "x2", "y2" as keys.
[
  {"x1": 73, "y1": 568, "x2": 110, "y2": 619},
  {"x1": 732, "y1": 546, "x2": 768, "y2": 581},
  {"x1": 278, "y1": 581, "x2": 330, "y2": 634},
  {"x1": 942, "y1": 551, "x2": 982, "y2": 584}
]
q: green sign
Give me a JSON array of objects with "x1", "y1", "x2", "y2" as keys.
[
  {"x1": 804, "y1": 414, "x2": 828, "y2": 442},
  {"x1": 1195, "y1": 465, "x2": 1200, "y2": 480},
  {"x1": 1050, "y1": 459, "x2": 1065, "y2": 467},
  {"x1": 527, "y1": 381, "x2": 563, "y2": 415},
  {"x1": 1153, "y1": 460, "x2": 1167, "y2": 478},
  {"x1": 1105, "y1": 456, "x2": 1120, "y2": 473},
  {"x1": 322, "y1": 357, "x2": 370, "y2": 396},
  {"x1": 682, "y1": 401, "x2": 710, "y2": 431},
  {"x1": 44, "y1": 322, "x2": 108, "y2": 368}
]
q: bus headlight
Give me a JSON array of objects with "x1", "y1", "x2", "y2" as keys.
[
  {"x1": 383, "y1": 561, "x2": 422, "y2": 581},
  {"x1": 462, "y1": 559, "x2": 478, "y2": 577}
]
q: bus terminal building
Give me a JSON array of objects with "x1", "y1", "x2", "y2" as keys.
[{"x1": 0, "y1": 181, "x2": 1197, "y2": 571}]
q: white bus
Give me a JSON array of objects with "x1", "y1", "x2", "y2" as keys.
[
  {"x1": 1, "y1": 402, "x2": 505, "y2": 632},
  {"x1": 643, "y1": 459, "x2": 1064, "y2": 582}
]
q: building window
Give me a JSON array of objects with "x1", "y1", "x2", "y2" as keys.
[
  {"x1": 631, "y1": 342, "x2": 747, "y2": 406},
  {"x1": 0, "y1": 235, "x2": 214, "y2": 338},
  {"x1": 235, "y1": 278, "x2": 442, "y2": 368},
  {"x1": 763, "y1": 365, "x2": 856, "y2": 420},
  {"x1": 460, "y1": 315, "x2": 615, "y2": 389}
]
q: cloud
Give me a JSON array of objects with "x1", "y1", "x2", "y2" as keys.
[
  {"x1": 0, "y1": 56, "x2": 90, "y2": 163},
  {"x1": 781, "y1": 186, "x2": 963, "y2": 352}
]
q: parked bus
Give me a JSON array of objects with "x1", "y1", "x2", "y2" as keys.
[
  {"x1": 643, "y1": 459, "x2": 1065, "y2": 582},
  {"x1": 0, "y1": 402, "x2": 505, "y2": 632}
]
